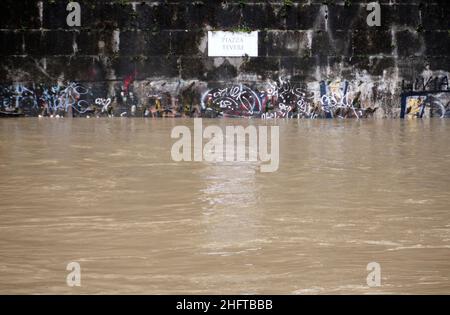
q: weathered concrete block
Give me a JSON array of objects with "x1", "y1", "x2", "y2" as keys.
[
  {"x1": 136, "y1": 2, "x2": 174, "y2": 30},
  {"x1": 180, "y1": 57, "x2": 211, "y2": 81},
  {"x1": 311, "y1": 30, "x2": 334, "y2": 57},
  {"x1": 214, "y1": 4, "x2": 243, "y2": 29},
  {"x1": 327, "y1": 4, "x2": 364, "y2": 31},
  {"x1": 421, "y1": 4, "x2": 450, "y2": 30},
  {"x1": 0, "y1": 31, "x2": 24, "y2": 56},
  {"x1": 285, "y1": 4, "x2": 321, "y2": 30},
  {"x1": 55, "y1": 56, "x2": 102, "y2": 81},
  {"x1": 239, "y1": 57, "x2": 280, "y2": 80},
  {"x1": 426, "y1": 57, "x2": 450, "y2": 71},
  {"x1": 382, "y1": 4, "x2": 421, "y2": 30},
  {"x1": 206, "y1": 58, "x2": 239, "y2": 81},
  {"x1": 352, "y1": 29, "x2": 393, "y2": 56},
  {"x1": 241, "y1": 3, "x2": 281, "y2": 30},
  {"x1": 25, "y1": 30, "x2": 75, "y2": 56},
  {"x1": 395, "y1": 30, "x2": 424, "y2": 57},
  {"x1": 279, "y1": 56, "x2": 317, "y2": 81},
  {"x1": 255, "y1": 31, "x2": 268, "y2": 57},
  {"x1": 423, "y1": 31, "x2": 450, "y2": 56},
  {"x1": 119, "y1": 30, "x2": 146, "y2": 56},
  {"x1": 76, "y1": 30, "x2": 114, "y2": 56},
  {"x1": 42, "y1": 1, "x2": 70, "y2": 30},
  {"x1": 111, "y1": 56, "x2": 136, "y2": 79},
  {"x1": 136, "y1": 56, "x2": 180, "y2": 79},
  {"x1": 311, "y1": 30, "x2": 352, "y2": 57},
  {"x1": 0, "y1": 0, "x2": 40, "y2": 29},
  {"x1": 185, "y1": 2, "x2": 217, "y2": 29},
  {"x1": 266, "y1": 31, "x2": 311, "y2": 57},
  {"x1": 0, "y1": 56, "x2": 39, "y2": 82},
  {"x1": 144, "y1": 31, "x2": 172, "y2": 56},
  {"x1": 170, "y1": 31, "x2": 206, "y2": 56},
  {"x1": 345, "y1": 56, "x2": 397, "y2": 76},
  {"x1": 396, "y1": 56, "x2": 427, "y2": 80}
]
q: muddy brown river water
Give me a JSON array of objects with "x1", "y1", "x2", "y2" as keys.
[{"x1": 0, "y1": 118, "x2": 449, "y2": 294}]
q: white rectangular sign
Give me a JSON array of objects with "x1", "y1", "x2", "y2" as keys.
[{"x1": 208, "y1": 31, "x2": 258, "y2": 57}]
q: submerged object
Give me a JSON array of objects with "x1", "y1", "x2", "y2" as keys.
[{"x1": 0, "y1": 110, "x2": 25, "y2": 117}]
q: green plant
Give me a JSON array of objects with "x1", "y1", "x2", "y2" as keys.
[
  {"x1": 416, "y1": 24, "x2": 424, "y2": 33},
  {"x1": 238, "y1": 0, "x2": 247, "y2": 8},
  {"x1": 114, "y1": 0, "x2": 131, "y2": 5},
  {"x1": 230, "y1": 25, "x2": 252, "y2": 33}
]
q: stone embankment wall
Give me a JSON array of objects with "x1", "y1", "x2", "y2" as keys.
[{"x1": 0, "y1": 0, "x2": 449, "y2": 118}]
